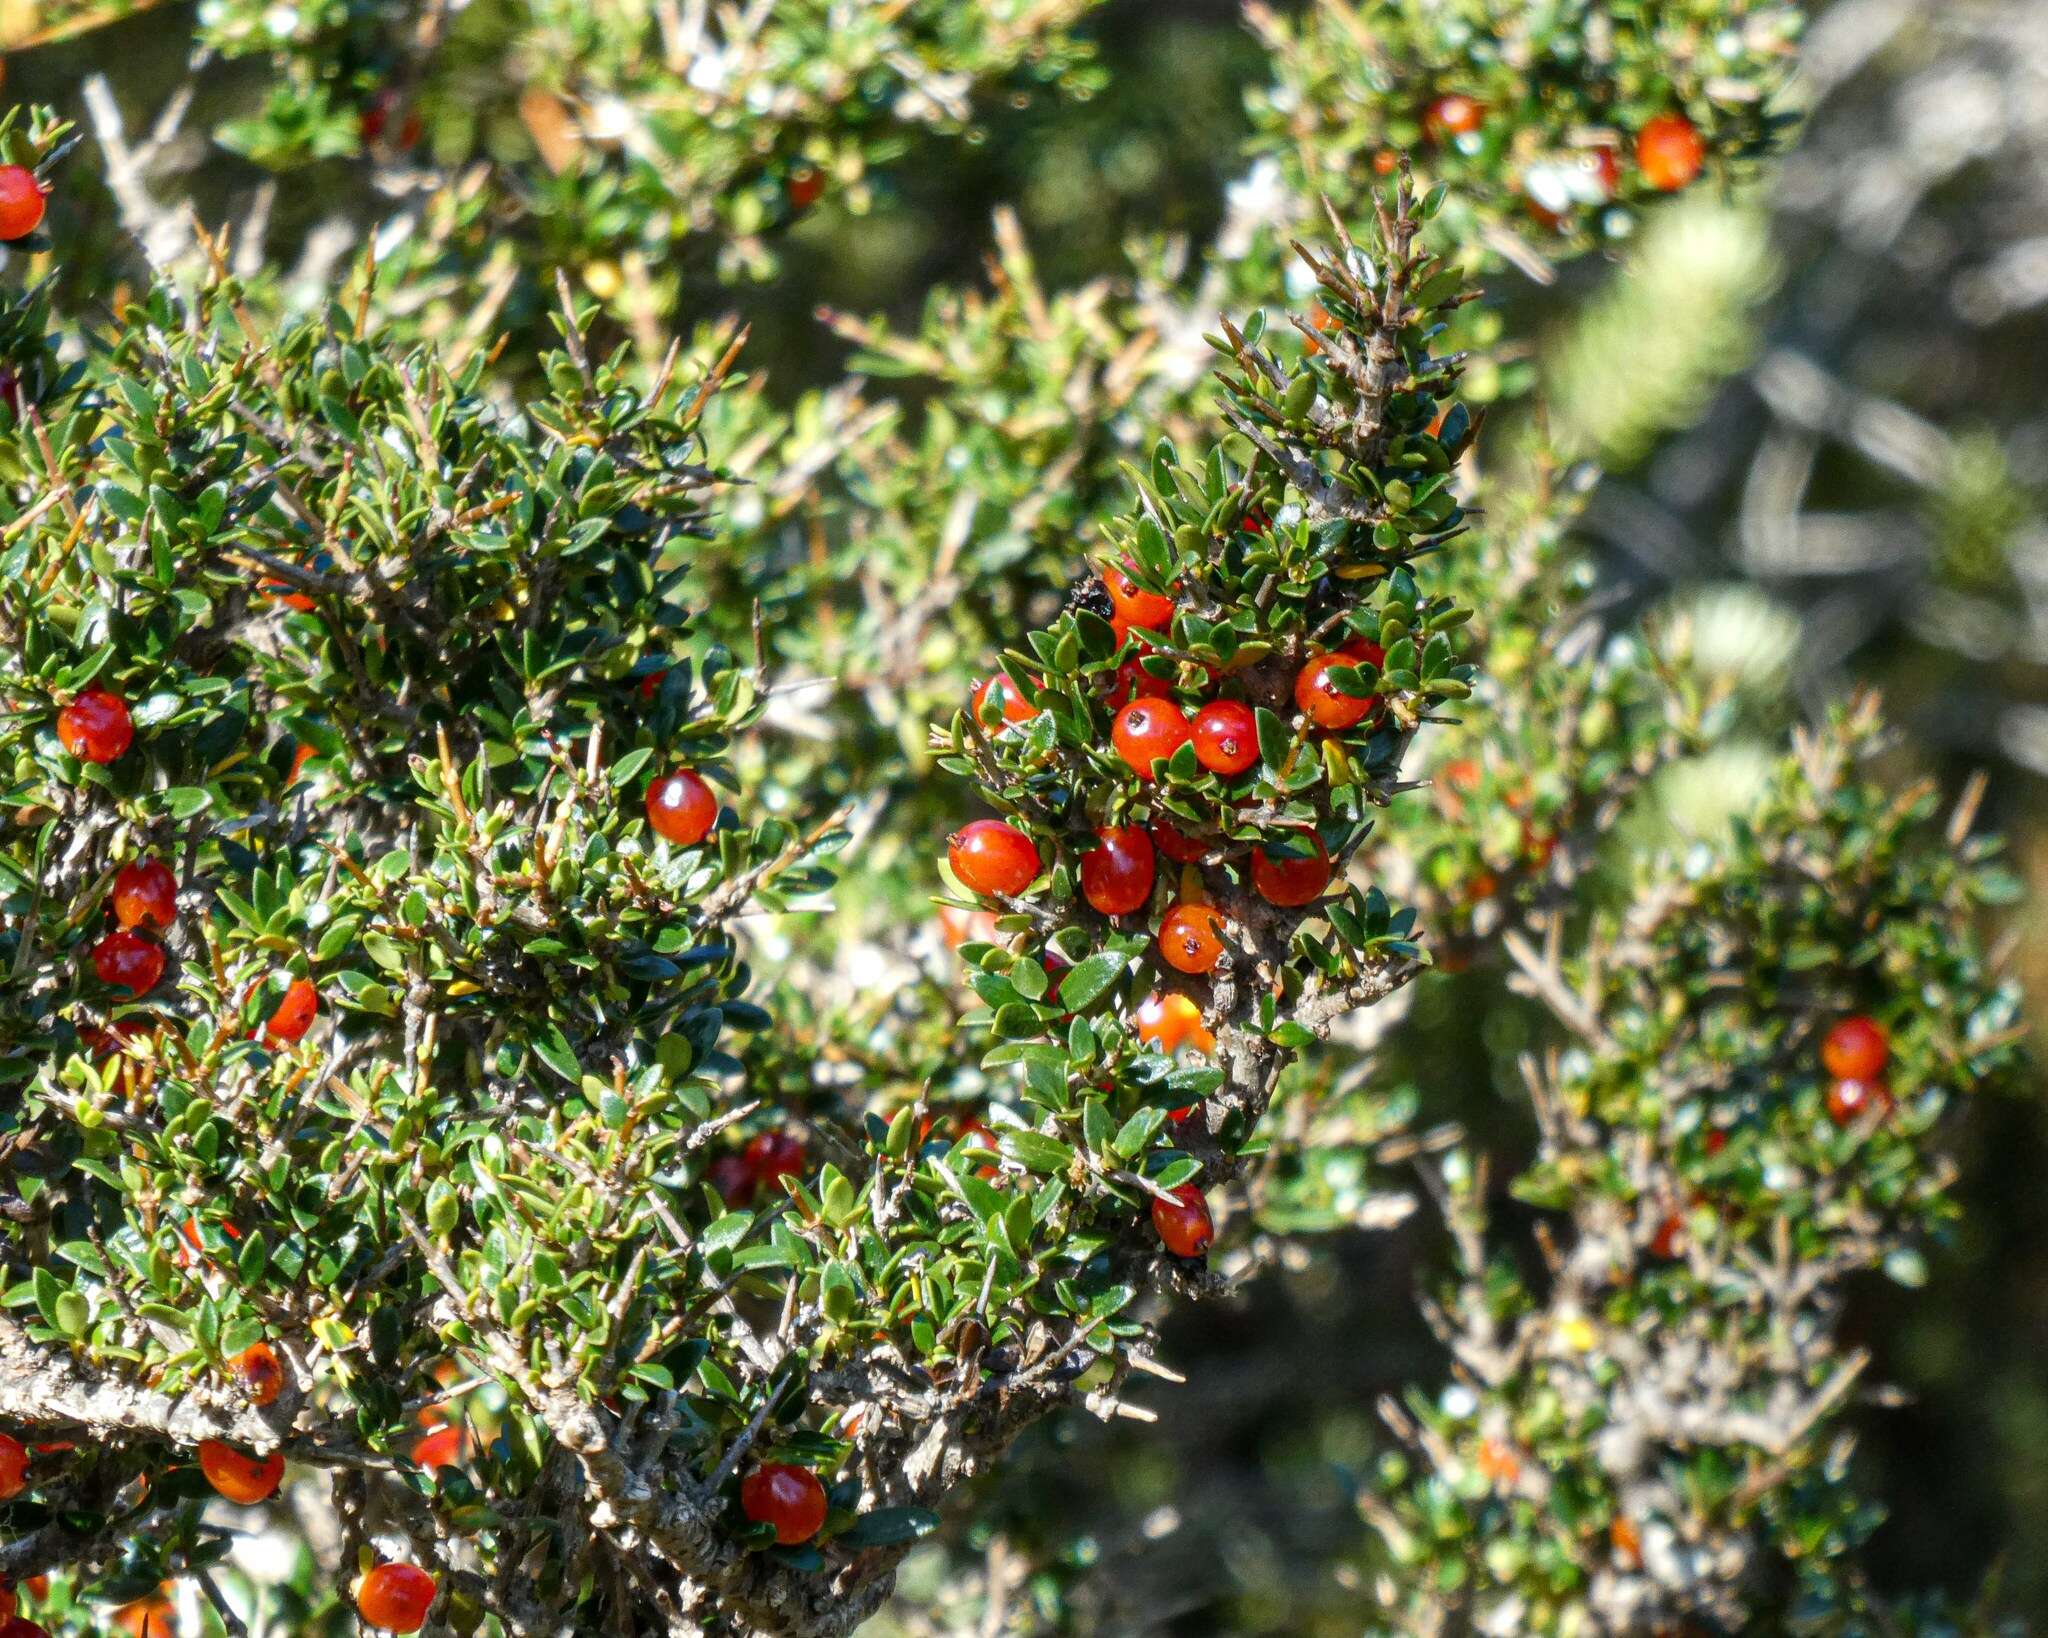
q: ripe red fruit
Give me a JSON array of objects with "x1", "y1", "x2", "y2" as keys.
[
  {"x1": 1252, "y1": 830, "x2": 1332, "y2": 907},
  {"x1": 1293, "y1": 653, "x2": 1379, "y2": 729},
  {"x1": 198, "y1": 1441, "x2": 285, "y2": 1504},
  {"x1": 1112, "y1": 699, "x2": 1192, "y2": 779},
  {"x1": 0, "y1": 1432, "x2": 26, "y2": 1499},
  {"x1": 1191, "y1": 701, "x2": 1259, "y2": 776},
  {"x1": 1150, "y1": 819, "x2": 1208, "y2": 864},
  {"x1": 1648, "y1": 1214, "x2": 1683, "y2": 1260},
  {"x1": 1158, "y1": 903, "x2": 1226, "y2": 975},
  {"x1": 636, "y1": 667, "x2": 669, "y2": 701},
  {"x1": 740, "y1": 1461, "x2": 828, "y2": 1544},
  {"x1": 1135, "y1": 991, "x2": 1213, "y2": 1055},
  {"x1": 948, "y1": 818, "x2": 1041, "y2": 897},
  {"x1": 263, "y1": 978, "x2": 319, "y2": 1046},
  {"x1": 56, "y1": 687, "x2": 134, "y2": 763},
  {"x1": 91, "y1": 930, "x2": 165, "y2": 996},
  {"x1": 1424, "y1": 94, "x2": 1484, "y2": 142},
  {"x1": 743, "y1": 1130, "x2": 805, "y2": 1189},
  {"x1": 1079, "y1": 826, "x2": 1156, "y2": 917},
  {"x1": 1827, "y1": 1077, "x2": 1894, "y2": 1127},
  {"x1": 1102, "y1": 564, "x2": 1175, "y2": 636},
  {"x1": 412, "y1": 1423, "x2": 464, "y2": 1472},
  {"x1": 0, "y1": 166, "x2": 45, "y2": 241},
  {"x1": 971, "y1": 673, "x2": 1036, "y2": 727},
  {"x1": 356, "y1": 1563, "x2": 437, "y2": 1633},
  {"x1": 1109, "y1": 657, "x2": 1174, "y2": 709},
  {"x1": 111, "y1": 859, "x2": 178, "y2": 932},
  {"x1": 1151, "y1": 1183, "x2": 1214, "y2": 1257},
  {"x1": 232, "y1": 1341, "x2": 286, "y2": 1406},
  {"x1": 1821, "y1": 1015, "x2": 1888, "y2": 1081},
  {"x1": 709, "y1": 1153, "x2": 757, "y2": 1206},
  {"x1": 645, "y1": 769, "x2": 718, "y2": 847},
  {"x1": 1636, "y1": 112, "x2": 1705, "y2": 191},
  {"x1": 786, "y1": 167, "x2": 825, "y2": 211}
]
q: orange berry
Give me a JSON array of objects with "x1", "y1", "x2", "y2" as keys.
[
  {"x1": 0, "y1": 166, "x2": 45, "y2": 241},
  {"x1": 112, "y1": 859, "x2": 178, "y2": 932},
  {"x1": 356, "y1": 1563, "x2": 437, "y2": 1634},
  {"x1": 1821, "y1": 1016, "x2": 1888, "y2": 1081},
  {"x1": 263, "y1": 977, "x2": 319, "y2": 1046},
  {"x1": 197, "y1": 1441, "x2": 284, "y2": 1505},
  {"x1": 1636, "y1": 112, "x2": 1704, "y2": 191},
  {"x1": 56, "y1": 687, "x2": 133, "y2": 763},
  {"x1": 1827, "y1": 1077, "x2": 1894, "y2": 1127},
  {"x1": 1251, "y1": 830, "x2": 1331, "y2": 907},
  {"x1": 1157, "y1": 903, "x2": 1226, "y2": 975},
  {"x1": 947, "y1": 818, "x2": 1040, "y2": 898},
  {"x1": 1150, "y1": 1183, "x2": 1213, "y2": 1257},
  {"x1": 412, "y1": 1423, "x2": 464, "y2": 1472},
  {"x1": 1102, "y1": 564, "x2": 1175, "y2": 635},
  {"x1": 0, "y1": 1432, "x2": 26, "y2": 1499},
  {"x1": 1293, "y1": 653, "x2": 1379, "y2": 730},
  {"x1": 1190, "y1": 701, "x2": 1259, "y2": 776},
  {"x1": 740, "y1": 1462, "x2": 828, "y2": 1545},
  {"x1": 786, "y1": 166, "x2": 825, "y2": 211},
  {"x1": 1424, "y1": 95, "x2": 1484, "y2": 142},
  {"x1": 1149, "y1": 818, "x2": 1208, "y2": 863},
  {"x1": 231, "y1": 1342, "x2": 286, "y2": 1407},
  {"x1": 971, "y1": 673, "x2": 1037, "y2": 728}
]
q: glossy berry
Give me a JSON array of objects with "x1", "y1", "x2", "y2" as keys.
[
  {"x1": 1079, "y1": 826, "x2": 1156, "y2": 917},
  {"x1": 1636, "y1": 112, "x2": 1705, "y2": 191},
  {"x1": 1135, "y1": 991, "x2": 1213, "y2": 1055},
  {"x1": 1827, "y1": 1077, "x2": 1894, "y2": 1127},
  {"x1": 742, "y1": 1130, "x2": 805, "y2": 1189},
  {"x1": 1109, "y1": 657, "x2": 1174, "y2": 709},
  {"x1": 645, "y1": 769, "x2": 718, "y2": 847},
  {"x1": 948, "y1": 818, "x2": 1040, "y2": 897},
  {"x1": 1648, "y1": 1214, "x2": 1683, "y2": 1260},
  {"x1": 232, "y1": 1341, "x2": 286, "y2": 1407},
  {"x1": 709, "y1": 1153, "x2": 757, "y2": 1207},
  {"x1": 198, "y1": 1441, "x2": 284, "y2": 1504},
  {"x1": 786, "y1": 167, "x2": 825, "y2": 211},
  {"x1": 1293, "y1": 653, "x2": 1379, "y2": 729},
  {"x1": 1150, "y1": 818, "x2": 1208, "y2": 864},
  {"x1": 0, "y1": 1432, "x2": 25, "y2": 1499},
  {"x1": 1821, "y1": 1015, "x2": 1889, "y2": 1082},
  {"x1": 111, "y1": 859, "x2": 178, "y2": 931},
  {"x1": 0, "y1": 166, "x2": 45, "y2": 241},
  {"x1": 1158, "y1": 903, "x2": 1226, "y2": 975},
  {"x1": 264, "y1": 978, "x2": 320, "y2": 1046},
  {"x1": 1191, "y1": 701, "x2": 1259, "y2": 776},
  {"x1": 1150, "y1": 1183, "x2": 1214, "y2": 1257},
  {"x1": 56, "y1": 687, "x2": 133, "y2": 763},
  {"x1": 1102, "y1": 564, "x2": 1175, "y2": 636},
  {"x1": 91, "y1": 930, "x2": 164, "y2": 996},
  {"x1": 1424, "y1": 94, "x2": 1484, "y2": 141},
  {"x1": 412, "y1": 1423, "x2": 464, "y2": 1472},
  {"x1": 740, "y1": 1461, "x2": 828, "y2": 1544},
  {"x1": 1112, "y1": 699, "x2": 1191, "y2": 779},
  {"x1": 356, "y1": 1563, "x2": 437, "y2": 1634},
  {"x1": 1252, "y1": 830, "x2": 1332, "y2": 907},
  {"x1": 971, "y1": 673, "x2": 1037, "y2": 728}
]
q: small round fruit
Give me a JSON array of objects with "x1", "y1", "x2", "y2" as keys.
[
  {"x1": 1826, "y1": 1077, "x2": 1894, "y2": 1127},
  {"x1": 709, "y1": 1153, "x2": 757, "y2": 1206},
  {"x1": 1151, "y1": 1183, "x2": 1214, "y2": 1257},
  {"x1": 1821, "y1": 1015, "x2": 1888, "y2": 1081},
  {"x1": 0, "y1": 166, "x2": 45, "y2": 241},
  {"x1": 198, "y1": 1441, "x2": 284, "y2": 1504},
  {"x1": 740, "y1": 1462, "x2": 828, "y2": 1545},
  {"x1": 1424, "y1": 94, "x2": 1483, "y2": 141},
  {"x1": 1079, "y1": 826, "x2": 1156, "y2": 917},
  {"x1": 1648, "y1": 1214, "x2": 1683, "y2": 1260},
  {"x1": 1102, "y1": 564, "x2": 1175, "y2": 635},
  {"x1": 1112, "y1": 699, "x2": 1192, "y2": 779},
  {"x1": 1191, "y1": 701, "x2": 1259, "y2": 776},
  {"x1": 231, "y1": 1341, "x2": 286, "y2": 1407},
  {"x1": 1109, "y1": 657, "x2": 1174, "y2": 709},
  {"x1": 1293, "y1": 653, "x2": 1379, "y2": 729},
  {"x1": 112, "y1": 859, "x2": 178, "y2": 932},
  {"x1": 1157, "y1": 903, "x2": 1226, "y2": 975},
  {"x1": 0, "y1": 1432, "x2": 26, "y2": 1499},
  {"x1": 411, "y1": 1424, "x2": 464, "y2": 1472},
  {"x1": 1636, "y1": 112, "x2": 1704, "y2": 191},
  {"x1": 356, "y1": 1563, "x2": 437, "y2": 1634},
  {"x1": 947, "y1": 819, "x2": 1040, "y2": 898},
  {"x1": 57, "y1": 687, "x2": 134, "y2": 764},
  {"x1": 971, "y1": 674, "x2": 1036, "y2": 728},
  {"x1": 645, "y1": 769, "x2": 718, "y2": 847},
  {"x1": 786, "y1": 167, "x2": 825, "y2": 211},
  {"x1": 1134, "y1": 991, "x2": 1210, "y2": 1054},
  {"x1": 91, "y1": 930, "x2": 164, "y2": 996},
  {"x1": 743, "y1": 1130, "x2": 805, "y2": 1188},
  {"x1": 1252, "y1": 831, "x2": 1331, "y2": 907},
  {"x1": 1150, "y1": 819, "x2": 1208, "y2": 864},
  {"x1": 262, "y1": 977, "x2": 319, "y2": 1046}
]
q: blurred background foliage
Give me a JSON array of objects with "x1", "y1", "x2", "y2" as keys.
[{"x1": 5, "y1": 0, "x2": 2045, "y2": 1630}]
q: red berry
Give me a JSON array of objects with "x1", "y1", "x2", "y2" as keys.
[
  {"x1": 1424, "y1": 94, "x2": 1484, "y2": 141},
  {"x1": 1293, "y1": 653, "x2": 1379, "y2": 730},
  {"x1": 56, "y1": 687, "x2": 134, "y2": 764},
  {"x1": 1704, "y1": 1128, "x2": 1729, "y2": 1156},
  {"x1": 1191, "y1": 701, "x2": 1259, "y2": 776},
  {"x1": 786, "y1": 167, "x2": 825, "y2": 211},
  {"x1": 0, "y1": 166, "x2": 45, "y2": 241},
  {"x1": 1102, "y1": 564, "x2": 1175, "y2": 636},
  {"x1": 91, "y1": 930, "x2": 164, "y2": 996},
  {"x1": 112, "y1": 859, "x2": 178, "y2": 932},
  {"x1": 743, "y1": 1131, "x2": 805, "y2": 1189},
  {"x1": 1636, "y1": 112, "x2": 1704, "y2": 191},
  {"x1": 1251, "y1": 830, "x2": 1331, "y2": 907},
  {"x1": 1078, "y1": 825, "x2": 1156, "y2": 917},
  {"x1": 231, "y1": 1341, "x2": 286, "y2": 1407},
  {"x1": 1134, "y1": 990, "x2": 1212, "y2": 1055},
  {"x1": 948, "y1": 818, "x2": 1040, "y2": 897},
  {"x1": 1341, "y1": 636, "x2": 1386, "y2": 667},
  {"x1": 636, "y1": 668, "x2": 670, "y2": 700},
  {"x1": 412, "y1": 1423, "x2": 464, "y2": 1472},
  {"x1": 1158, "y1": 903, "x2": 1226, "y2": 975},
  {"x1": 1109, "y1": 657, "x2": 1174, "y2": 709},
  {"x1": 0, "y1": 1432, "x2": 26, "y2": 1499},
  {"x1": 1821, "y1": 1016, "x2": 1889, "y2": 1081},
  {"x1": 645, "y1": 769, "x2": 718, "y2": 847},
  {"x1": 1826, "y1": 1077, "x2": 1894, "y2": 1128},
  {"x1": 971, "y1": 673, "x2": 1037, "y2": 728},
  {"x1": 709, "y1": 1153, "x2": 757, "y2": 1206},
  {"x1": 356, "y1": 1563, "x2": 437, "y2": 1634},
  {"x1": 289, "y1": 741, "x2": 317, "y2": 783},
  {"x1": 740, "y1": 1461, "x2": 828, "y2": 1545},
  {"x1": 1591, "y1": 145, "x2": 1622, "y2": 197},
  {"x1": 1112, "y1": 699, "x2": 1192, "y2": 779},
  {"x1": 1648, "y1": 1214, "x2": 1683, "y2": 1260},
  {"x1": 263, "y1": 977, "x2": 319, "y2": 1046},
  {"x1": 1150, "y1": 819, "x2": 1209, "y2": 863},
  {"x1": 1150, "y1": 1183, "x2": 1214, "y2": 1257},
  {"x1": 198, "y1": 1441, "x2": 284, "y2": 1504}
]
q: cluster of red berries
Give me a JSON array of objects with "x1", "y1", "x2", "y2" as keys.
[
  {"x1": 1821, "y1": 1014, "x2": 1894, "y2": 1126},
  {"x1": 708, "y1": 1129, "x2": 805, "y2": 1207}
]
